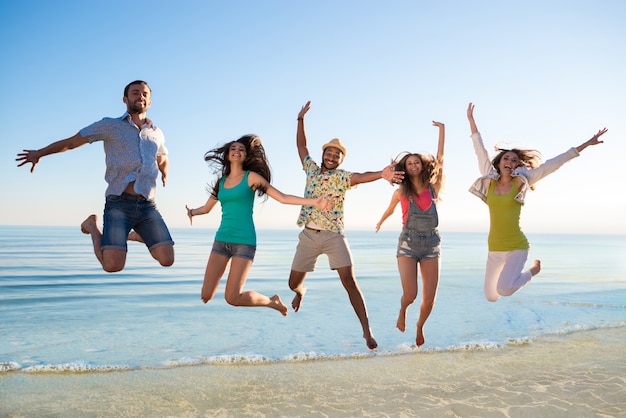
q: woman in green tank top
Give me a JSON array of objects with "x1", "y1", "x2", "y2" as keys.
[
  {"x1": 185, "y1": 135, "x2": 328, "y2": 316},
  {"x1": 467, "y1": 103, "x2": 606, "y2": 302}
]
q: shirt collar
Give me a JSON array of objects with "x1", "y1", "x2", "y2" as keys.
[{"x1": 119, "y1": 112, "x2": 154, "y2": 129}]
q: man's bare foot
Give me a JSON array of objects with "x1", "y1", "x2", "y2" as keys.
[
  {"x1": 364, "y1": 328, "x2": 378, "y2": 350},
  {"x1": 416, "y1": 325, "x2": 425, "y2": 347},
  {"x1": 396, "y1": 309, "x2": 407, "y2": 332},
  {"x1": 80, "y1": 214, "x2": 98, "y2": 234},
  {"x1": 128, "y1": 230, "x2": 144, "y2": 243},
  {"x1": 291, "y1": 287, "x2": 306, "y2": 312},
  {"x1": 530, "y1": 260, "x2": 541, "y2": 276},
  {"x1": 269, "y1": 294, "x2": 288, "y2": 316}
]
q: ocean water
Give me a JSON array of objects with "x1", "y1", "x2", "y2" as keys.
[{"x1": 1, "y1": 225, "x2": 624, "y2": 375}]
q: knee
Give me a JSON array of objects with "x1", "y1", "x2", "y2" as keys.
[
  {"x1": 496, "y1": 285, "x2": 514, "y2": 297},
  {"x1": 485, "y1": 294, "x2": 500, "y2": 302},
  {"x1": 152, "y1": 245, "x2": 174, "y2": 267},
  {"x1": 101, "y1": 250, "x2": 126, "y2": 273},
  {"x1": 158, "y1": 255, "x2": 174, "y2": 267},
  {"x1": 224, "y1": 293, "x2": 239, "y2": 307},
  {"x1": 288, "y1": 271, "x2": 306, "y2": 290},
  {"x1": 102, "y1": 262, "x2": 124, "y2": 273},
  {"x1": 402, "y1": 294, "x2": 417, "y2": 305},
  {"x1": 422, "y1": 296, "x2": 436, "y2": 308}
]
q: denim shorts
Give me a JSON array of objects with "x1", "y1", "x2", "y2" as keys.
[
  {"x1": 211, "y1": 241, "x2": 256, "y2": 261},
  {"x1": 396, "y1": 229, "x2": 441, "y2": 261},
  {"x1": 102, "y1": 193, "x2": 174, "y2": 251}
]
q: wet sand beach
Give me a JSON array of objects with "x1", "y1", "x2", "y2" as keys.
[{"x1": 2, "y1": 326, "x2": 624, "y2": 417}]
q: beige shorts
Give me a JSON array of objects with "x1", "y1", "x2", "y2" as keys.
[{"x1": 291, "y1": 228, "x2": 353, "y2": 272}]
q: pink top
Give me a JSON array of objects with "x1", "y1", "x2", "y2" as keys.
[{"x1": 399, "y1": 189, "x2": 433, "y2": 226}]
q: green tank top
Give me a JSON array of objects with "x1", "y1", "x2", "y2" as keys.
[
  {"x1": 486, "y1": 179, "x2": 529, "y2": 251},
  {"x1": 214, "y1": 171, "x2": 257, "y2": 246}
]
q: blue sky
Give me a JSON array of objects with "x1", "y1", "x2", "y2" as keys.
[{"x1": 1, "y1": 0, "x2": 624, "y2": 234}]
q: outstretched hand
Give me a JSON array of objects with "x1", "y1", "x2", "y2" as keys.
[
  {"x1": 577, "y1": 127, "x2": 607, "y2": 153},
  {"x1": 16, "y1": 150, "x2": 40, "y2": 173},
  {"x1": 467, "y1": 102, "x2": 475, "y2": 121},
  {"x1": 590, "y1": 128, "x2": 608, "y2": 145},
  {"x1": 185, "y1": 204, "x2": 194, "y2": 225},
  {"x1": 314, "y1": 195, "x2": 331, "y2": 211},
  {"x1": 382, "y1": 162, "x2": 404, "y2": 186},
  {"x1": 298, "y1": 101, "x2": 311, "y2": 120}
]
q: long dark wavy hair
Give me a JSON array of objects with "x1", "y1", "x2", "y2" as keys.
[
  {"x1": 393, "y1": 152, "x2": 442, "y2": 199},
  {"x1": 204, "y1": 134, "x2": 272, "y2": 200}
]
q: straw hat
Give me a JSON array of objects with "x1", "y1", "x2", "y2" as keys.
[{"x1": 322, "y1": 138, "x2": 347, "y2": 156}]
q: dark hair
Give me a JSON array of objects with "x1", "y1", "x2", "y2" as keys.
[
  {"x1": 124, "y1": 80, "x2": 151, "y2": 98},
  {"x1": 204, "y1": 134, "x2": 272, "y2": 199},
  {"x1": 394, "y1": 152, "x2": 440, "y2": 199}
]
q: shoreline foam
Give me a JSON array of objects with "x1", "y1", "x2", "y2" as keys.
[{"x1": 2, "y1": 326, "x2": 624, "y2": 417}]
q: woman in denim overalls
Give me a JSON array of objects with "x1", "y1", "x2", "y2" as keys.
[{"x1": 376, "y1": 121, "x2": 445, "y2": 347}]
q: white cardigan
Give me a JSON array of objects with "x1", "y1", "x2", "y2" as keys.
[{"x1": 468, "y1": 132, "x2": 580, "y2": 205}]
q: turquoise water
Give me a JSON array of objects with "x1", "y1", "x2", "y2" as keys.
[{"x1": 1, "y1": 226, "x2": 625, "y2": 373}]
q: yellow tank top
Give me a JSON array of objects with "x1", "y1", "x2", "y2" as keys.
[{"x1": 486, "y1": 179, "x2": 529, "y2": 251}]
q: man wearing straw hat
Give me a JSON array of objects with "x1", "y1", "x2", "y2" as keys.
[{"x1": 288, "y1": 101, "x2": 403, "y2": 350}]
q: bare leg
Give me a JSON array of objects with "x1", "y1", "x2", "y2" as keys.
[
  {"x1": 224, "y1": 257, "x2": 288, "y2": 316},
  {"x1": 126, "y1": 230, "x2": 174, "y2": 267},
  {"x1": 415, "y1": 258, "x2": 440, "y2": 347},
  {"x1": 81, "y1": 214, "x2": 104, "y2": 265},
  {"x1": 396, "y1": 256, "x2": 418, "y2": 332},
  {"x1": 81, "y1": 214, "x2": 127, "y2": 272},
  {"x1": 149, "y1": 245, "x2": 175, "y2": 267},
  {"x1": 289, "y1": 270, "x2": 308, "y2": 312},
  {"x1": 127, "y1": 230, "x2": 144, "y2": 242},
  {"x1": 336, "y1": 266, "x2": 378, "y2": 350},
  {"x1": 201, "y1": 252, "x2": 229, "y2": 303}
]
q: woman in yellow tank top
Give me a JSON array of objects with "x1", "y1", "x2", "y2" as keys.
[{"x1": 467, "y1": 103, "x2": 606, "y2": 302}]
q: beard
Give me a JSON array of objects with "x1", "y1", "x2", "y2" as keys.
[{"x1": 126, "y1": 101, "x2": 147, "y2": 115}]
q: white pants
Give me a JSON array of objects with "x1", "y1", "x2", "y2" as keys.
[{"x1": 484, "y1": 250, "x2": 533, "y2": 302}]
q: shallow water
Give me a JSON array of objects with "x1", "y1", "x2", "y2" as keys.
[{"x1": 1, "y1": 226, "x2": 625, "y2": 373}]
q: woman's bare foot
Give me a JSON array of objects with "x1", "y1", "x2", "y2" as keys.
[
  {"x1": 364, "y1": 328, "x2": 378, "y2": 350},
  {"x1": 291, "y1": 286, "x2": 306, "y2": 312},
  {"x1": 127, "y1": 230, "x2": 144, "y2": 243},
  {"x1": 269, "y1": 295, "x2": 288, "y2": 316},
  {"x1": 396, "y1": 308, "x2": 407, "y2": 332},
  {"x1": 416, "y1": 325, "x2": 425, "y2": 347},
  {"x1": 201, "y1": 288, "x2": 212, "y2": 304},
  {"x1": 530, "y1": 260, "x2": 542, "y2": 276},
  {"x1": 80, "y1": 214, "x2": 99, "y2": 234}
]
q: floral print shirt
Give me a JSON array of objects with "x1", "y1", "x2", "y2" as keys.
[{"x1": 297, "y1": 156, "x2": 353, "y2": 234}]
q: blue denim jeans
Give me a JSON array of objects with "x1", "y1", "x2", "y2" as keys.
[{"x1": 102, "y1": 193, "x2": 174, "y2": 251}]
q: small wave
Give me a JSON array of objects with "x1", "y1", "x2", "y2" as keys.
[
  {"x1": 6, "y1": 324, "x2": 625, "y2": 374},
  {"x1": 445, "y1": 341, "x2": 503, "y2": 351},
  {"x1": 162, "y1": 354, "x2": 271, "y2": 368},
  {"x1": 22, "y1": 362, "x2": 133, "y2": 374},
  {"x1": 507, "y1": 336, "x2": 536, "y2": 345},
  {"x1": 544, "y1": 300, "x2": 626, "y2": 309},
  {"x1": 0, "y1": 361, "x2": 21, "y2": 372},
  {"x1": 160, "y1": 351, "x2": 380, "y2": 368},
  {"x1": 543, "y1": 321, "x2": 626, "y2": 337}
]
